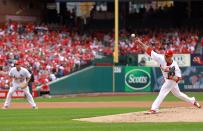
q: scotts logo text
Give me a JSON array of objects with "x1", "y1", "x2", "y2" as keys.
[{"x1": 125, "y1": 69, "x2": 151, "y2": 90}]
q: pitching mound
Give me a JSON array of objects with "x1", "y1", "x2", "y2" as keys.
[{"x1": 75, "y1": 107, "x2": 203, "y2": 123}]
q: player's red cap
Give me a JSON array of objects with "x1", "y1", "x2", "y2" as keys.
[
  {"x1": 165, "y1": 50, "x2": 173, "y2": 57},
  {"x1": 15, "y1": 60, "x2": 21, "y2": 65}
]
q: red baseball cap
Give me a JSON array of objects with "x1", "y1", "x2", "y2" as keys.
[
  {"x1": 15, "y1": 60, "x2": 21, "y2": 65},
  {"x1": 165, "y1": 50, "x2": 173, "y2": 57}
]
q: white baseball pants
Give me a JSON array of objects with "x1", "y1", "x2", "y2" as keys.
[
  {"x1": 151, "y1": 79, "x2": 195, "y2": 111},
  {"x1": 4, "y1": 83, "x2": 36, "y2": 107}
]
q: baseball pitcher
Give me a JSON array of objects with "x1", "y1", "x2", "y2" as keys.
[{"x1": 134, "y1": 38, "x2": 201, "y2": 114}]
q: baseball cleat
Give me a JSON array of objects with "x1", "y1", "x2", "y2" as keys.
[
  {"x1": 144, "y1": 109, "x2": 158, "y2": 114},
  {"x1": 32, "y1": 106, "x2": 38, "y2": 109},
  {"x1": 2, "y1": 106, "x2": 8, "y2": 110},
  {"x1": 194, "y1": 101, "x2": 201, "y2": 108}
]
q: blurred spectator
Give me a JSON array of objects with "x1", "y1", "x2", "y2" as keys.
[
  {"x1": 138, "y1": 57, "x2": 146, "y2": 66},
  {"x1": 193, "y1": 56, "x2": 203, "y2": 65}
]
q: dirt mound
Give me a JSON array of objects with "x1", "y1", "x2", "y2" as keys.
[{"x1": 75, "y1": 107, "x2": 203, "y2": 123}]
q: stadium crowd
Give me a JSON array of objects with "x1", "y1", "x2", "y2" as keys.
[
  {"x1": 119, "y1": 28, "x2": 199, "y2": 55},
  {"x1": 0, "y1": 22, "x2": 200, "y2": 91}
]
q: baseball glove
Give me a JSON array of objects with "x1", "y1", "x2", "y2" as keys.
[
  {"x1": 167, "y1": 66, "x2": 175, "y2": 78},
  {"x1": 19, "y1": 82, "x2": 28, "y2": 89}
]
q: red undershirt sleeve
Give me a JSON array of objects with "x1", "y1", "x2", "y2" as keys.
[{"x1": 146, "y1": 47, "x2": 152, "y2": 56}]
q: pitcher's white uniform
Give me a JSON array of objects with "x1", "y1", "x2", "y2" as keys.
[
  {"x1": 4, "y1": 67, "x2": 37, "y2": 108},
  {"x1": 150, "y1": 50, "x2": 195, "y2": 111}
]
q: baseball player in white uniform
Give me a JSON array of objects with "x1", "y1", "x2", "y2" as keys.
[
  {"x1": 2, "y1": 61, "x2": 37, "y2": 109},
  {"x1": 135, "y1": 38, "x2": 201, "y2": 114}
]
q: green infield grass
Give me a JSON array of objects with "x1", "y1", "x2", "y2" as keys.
[{"x1": 0, "y1": 108, "x2": 203, "y2": 131}]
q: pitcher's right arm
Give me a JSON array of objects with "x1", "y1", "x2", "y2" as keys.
[{"x1": 135, "y1": 38, "x2": 164, "y2": 64}]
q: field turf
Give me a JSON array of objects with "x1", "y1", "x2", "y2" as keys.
[{"x1": 0, "y1": 92, "x2": 203, "y2": 131}]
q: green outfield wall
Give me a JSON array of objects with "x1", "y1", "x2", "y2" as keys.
[
  {"x1": 49, "y1": 66, "x2": 203, "y2": 95},
  {"x1": 50, "y1": 66, "x2": 120, "y2": 95}
]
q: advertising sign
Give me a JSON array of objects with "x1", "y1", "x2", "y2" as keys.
[
  {"x1": 0, "y1": 90, "x2": 38, "y2": 98},
  {"x1": 125, "y1": 67, "x2": 152, "y2": 92},
  {"x1": 152, "y1": 67, "x2": 203, "y2": 91},
  {"x1": 138, "y1": 54, "x2": 191, "y2": 67}
]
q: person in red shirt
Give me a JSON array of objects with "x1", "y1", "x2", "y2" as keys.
[
  {"x1": 37, "y1": 75, "x2": 51, "y2": 98},
  {"x1": 193, "y1": 56, "x2": 203, "y2": 65}
]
